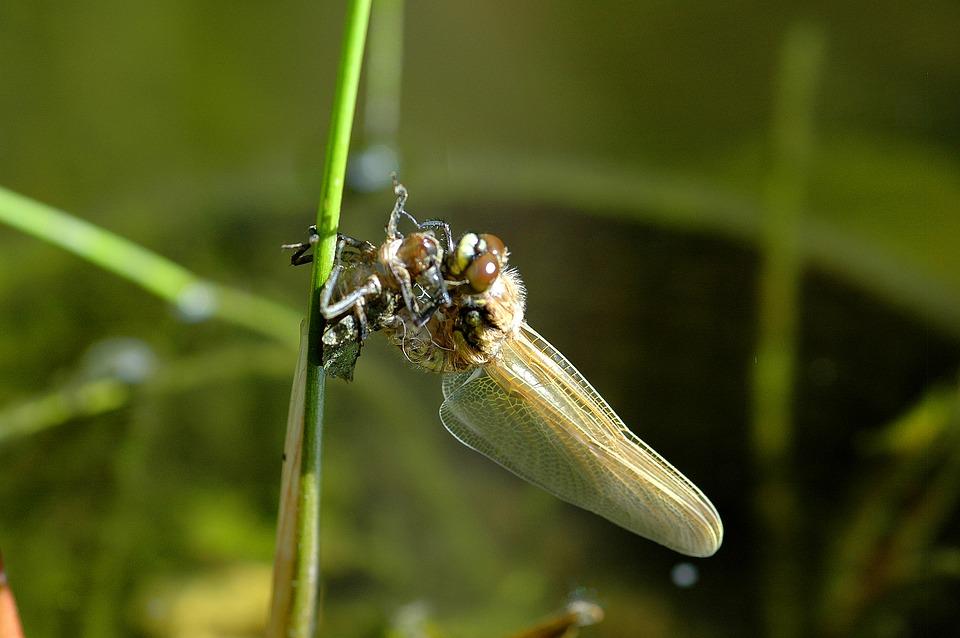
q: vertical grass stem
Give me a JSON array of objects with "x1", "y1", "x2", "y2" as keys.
[
  {"x1": 752, "y1": 23, "x2": 825, "y2": 638},
  {"x1": 284, "y1": 1, "x2": 373, "y2": 636}
]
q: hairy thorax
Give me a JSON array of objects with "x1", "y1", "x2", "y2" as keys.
[{"x1": 386, "y1": 268, "x2": 526, "y2": 372}]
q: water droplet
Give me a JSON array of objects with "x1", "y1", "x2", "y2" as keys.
[
  {"x1": 671, "y1": 562, "x2": 699, "y2": 588},
  {"x1": 176, "y1": 282, "x2": 218, "y2": 323}
]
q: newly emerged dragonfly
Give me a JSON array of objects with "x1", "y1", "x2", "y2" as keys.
[{"x1": 283, "y1": 182, "x2": 723, "y2": 557}]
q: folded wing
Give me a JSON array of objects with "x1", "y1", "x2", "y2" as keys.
[{"x1": 440, "y1": 323, "x2": 722, "y2": 557}]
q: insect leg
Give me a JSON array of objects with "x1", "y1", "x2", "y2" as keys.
[
  {"x1": 386, "y1": 176, "x2": 409, "y2": 239},
  {"x1": 337, "y1": 234, "x2": 377, "y2": 257},
  {"x1": 384, "y1": 178, "x2": 453, "y2": 253},
  {"x1": 282, "y1": 225, "x2": 319, "y2": 265},
  {"x1": 318, "y1": 263, "x2": 345, "y2": 314},
  {"x1": 411, "y1": 299, "x2": 442, "y2": 328},
  {"x1": 387, "y1": 262, "x2": 446, "y2": 328},
  {"x1": 315, "y1": 233, "x2": 383, "y2": 332},
  {"x1": 419, "y1": 263, "x2": 451, "y2": 307},
  {"x1": 319, "y1": 269, "x2": 382, "y2": 321},
  {"x1": 390, "y1": 263, "x2": 415, "y2": 311},
  {"x1": 388, "y1": 260, "x2": 432, "y2": 320},
  {"x1": 417, "y1": 219, "x2": 454, "y2": 254},
  {"x1": 353, "y1": 302, "x2": 370, "y2": 341},
  {"x1": 387, "y1": 205, "x2": 453, "y2": 255},
  {"x1": 284, "y1": 227, "x2": 374, "y2": 267},
  {"x1": 395, "y1": 209, "x2": 421, "y2": 229}
]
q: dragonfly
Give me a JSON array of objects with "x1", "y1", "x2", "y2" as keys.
[{"x1": 282, "y1": 181, "x2": 723, "y2": 557}]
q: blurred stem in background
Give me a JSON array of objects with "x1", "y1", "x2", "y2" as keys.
[
  {"x1": 365, "y1": 0, "x2": 403, "y2": 142},
  {"x1": 419, "y1": 151, "x2": 960, "y2": 342},
  {"x1": 0, "y1": 185, "x2": 301, "y2": 349},
  {"x1": 81, "y1": 393, "x2": 164, "y2": 636},
  {"x1": 0, "y1": 344, "x2": 292, "y2": 445},
  {"x1": 819, "y1": 382, "x2": 960, "y2": 635},
  {"x1": 752, "y1": 23, "x2": 825, "y2": 638},
  {"x1": 350, "y1": 0, "x2": 405, "y2": 192}
]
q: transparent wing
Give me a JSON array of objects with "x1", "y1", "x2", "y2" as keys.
[{"x1": 440, "y1": 323, "x2": 723, "y2": 557}]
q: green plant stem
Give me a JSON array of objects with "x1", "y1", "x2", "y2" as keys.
[
  {"x1": 752, "y1": 23, "x2": 824, "y2": 638},
  {"x1": 818, "y1": 383, "x2": 960, "y2": 635},
  {"x1": 0, "y1": 344, "x2": 292, "y2": 445},
  {"x1": 0, "y1": 185, "x2": 300, "y2": 349},
  {"x1": 289, "y1": 1, "x2": 373, "y2": 636}
]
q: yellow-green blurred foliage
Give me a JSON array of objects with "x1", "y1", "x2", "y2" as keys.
[{"x1": 1, "y1": 2, "x2": 958, "y2": 637}]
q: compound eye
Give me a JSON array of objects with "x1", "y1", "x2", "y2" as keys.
[
  {"x1": 479, "y1": 234, "x2": 506, "y2": 262},
  {"x1": 465, "y1": 253, "x2": 500, "y2": 293},
  {"x1": 449, "y1": 233, "x2": 479, "y2": 277}
]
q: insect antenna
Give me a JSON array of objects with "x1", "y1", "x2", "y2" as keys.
[{"x1": 386, "y1": 175, "x2": 409, "y2": 239}]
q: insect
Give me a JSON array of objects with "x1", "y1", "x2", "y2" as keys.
[{"x1": 283, "y1": 181, "x2": 723, "y2": 557}]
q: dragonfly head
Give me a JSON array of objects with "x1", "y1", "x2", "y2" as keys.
[{"x1": 447, "y1": 232, "x2": 508, "y2": 293}]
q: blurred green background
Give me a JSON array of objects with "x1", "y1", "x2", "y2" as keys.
[{"x1": 1, "y1": 1, "x2": 958, "y2": 637}]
